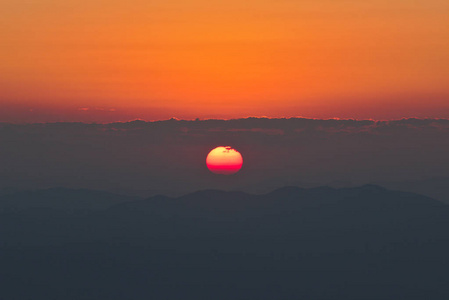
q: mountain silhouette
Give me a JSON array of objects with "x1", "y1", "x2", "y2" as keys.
[
  {"x1": 0, "y1": 185, "x2": 448, "y2": 299},
  {"x1": 0, "y1": 187, "x2": 138, "y2": 213}
]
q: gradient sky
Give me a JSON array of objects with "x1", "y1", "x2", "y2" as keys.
[{"x1": 1, "y1": 0, "x2": 448, "y2": 122}]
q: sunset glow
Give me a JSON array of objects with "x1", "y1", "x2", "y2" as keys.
[
  {"x1": 206, "y1": 146, "x2": 243, "y2": 175},
  {"x1": 1, "y1": 0, "x2": 448, "y2": 122}
]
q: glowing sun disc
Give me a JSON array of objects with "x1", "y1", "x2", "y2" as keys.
[{"x1": 206, "y1": 146, "x2": 243, "y2": 175}]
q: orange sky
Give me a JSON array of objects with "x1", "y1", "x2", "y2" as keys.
[{"x1": 1, "y1": 0, "x2": 448, "y2": 122}]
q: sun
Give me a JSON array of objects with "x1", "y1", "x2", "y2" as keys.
[{"x1": 206, "y1": 146, "x2": 243, "y2": 175}]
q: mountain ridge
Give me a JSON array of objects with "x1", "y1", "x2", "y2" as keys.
[{"x1": 0, "y1": 184, "x2": 445, "y2": 214}]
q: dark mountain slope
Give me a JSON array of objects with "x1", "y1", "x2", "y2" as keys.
[{"x1": 1, "y1": 185, "x2": 449, "y2": 299}]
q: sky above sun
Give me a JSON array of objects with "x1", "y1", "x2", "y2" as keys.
[{"x1": 1, "y1": 0, "x2": 448, "y2": 122}]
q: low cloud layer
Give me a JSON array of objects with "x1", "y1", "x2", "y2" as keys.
[{"x1": 1, "y1": 118, "x2": 449, "y2": 199}]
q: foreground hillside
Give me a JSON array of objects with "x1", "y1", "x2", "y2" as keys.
[{"x1": 0, "y1": 185, "x2": 448, "y2": 299}]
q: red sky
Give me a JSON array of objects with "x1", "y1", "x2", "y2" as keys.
[{"x1": 1, "y1": 0, "x2": 448, "y2": 122}]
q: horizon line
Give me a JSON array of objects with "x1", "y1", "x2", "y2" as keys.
[{"x1": 2, "y1": 116, "x2": 449, "y2": 125}]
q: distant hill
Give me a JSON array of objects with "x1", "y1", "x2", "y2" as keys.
[
  {"x1": 378, "y1": 177, "x2": 449, "y2": 203},
  {"x1": 0, "y1": 185, "x2": 448, "y2": 299},
  {"x1": 0, "y1": 187, "x2": 139, "y2": 213}
]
